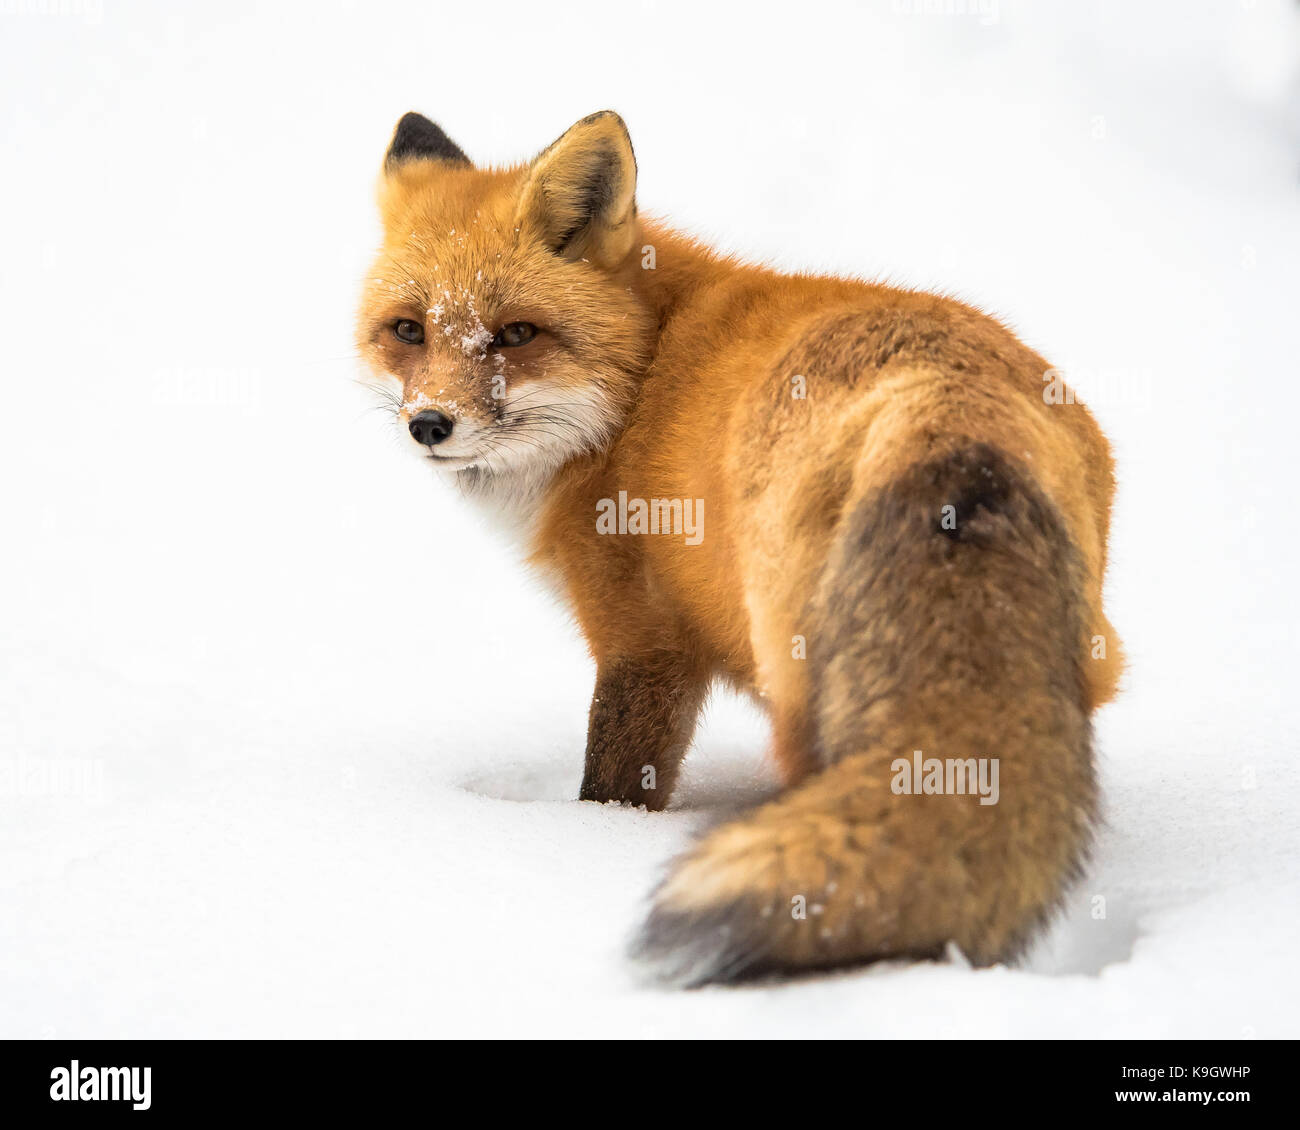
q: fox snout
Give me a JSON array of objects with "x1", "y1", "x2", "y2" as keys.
[{"x1": 408, "y1": 409, "x2": 454, "y2": 447}]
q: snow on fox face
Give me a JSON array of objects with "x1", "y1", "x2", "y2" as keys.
[{"x1": 356, "y1": 112, "x2": 655, "y2": 496}]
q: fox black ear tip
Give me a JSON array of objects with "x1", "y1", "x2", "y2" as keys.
[
  {"x1": 386, "y1": 112, "x2": 471, "y2": 168},
  {"x1": 395, "y1": 110, "x2": 434, "y2": 131}
]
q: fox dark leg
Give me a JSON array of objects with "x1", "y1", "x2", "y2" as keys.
[{"x1": 579, "y1": 652, "x2": 706, "y2": 810}]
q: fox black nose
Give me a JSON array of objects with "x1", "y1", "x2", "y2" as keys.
[{"x1": 409, "y1": 410, "x2": 454, "y2": 446}]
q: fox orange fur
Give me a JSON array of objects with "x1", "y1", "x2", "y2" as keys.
[{"x1": 356, "y1": 110, "x2": 1122, "y2": 985}]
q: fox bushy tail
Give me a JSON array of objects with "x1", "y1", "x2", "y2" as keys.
[{"x1": 632, "y1": 442, "x2": 1096, "y2": 985}]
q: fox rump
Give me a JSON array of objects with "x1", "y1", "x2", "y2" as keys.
[{"x1": 356, "y1": 110, "x2": 1122, "y2": 985}]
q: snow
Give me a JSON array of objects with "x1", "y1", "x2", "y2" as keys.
[{"x1": 2, "y1": 0, "x2": 1298, "y2": 1037}]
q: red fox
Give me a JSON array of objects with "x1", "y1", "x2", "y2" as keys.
[{"x1": 357, "y1": 110, "x2": 1123, "y2": 985}]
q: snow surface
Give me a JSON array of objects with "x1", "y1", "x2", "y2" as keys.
[{"x1": 1, "y1": 0, "x2": 1298, "y2": 1038}]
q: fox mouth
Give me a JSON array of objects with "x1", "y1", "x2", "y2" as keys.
[{"x1": 426, "y1": 451, "x2": 480, "y2": 467}]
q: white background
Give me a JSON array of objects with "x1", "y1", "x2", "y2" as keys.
[{"x1": 1, "y1": 0, "x2": 1298, "y2": 1037}]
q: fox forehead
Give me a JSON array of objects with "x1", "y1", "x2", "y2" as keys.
[
  {"x1": 372, "y1": 166, "x2": 524, "y2": 298},
  {"x1": 380, "y1": 162, "x2": 521, "y2": 238}
]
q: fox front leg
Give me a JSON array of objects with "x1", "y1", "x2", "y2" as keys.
[{"x1": 579, "y1": 653, "x2": 706, "y2": 810}]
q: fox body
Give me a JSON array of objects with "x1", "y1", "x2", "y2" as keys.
[{"x1": 357, "y1": 111, "x2": 1122, "y2": 984}]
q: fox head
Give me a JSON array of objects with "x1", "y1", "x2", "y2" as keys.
[{"x1": 357, "y1": 111, "x2": 656, "y2": 498}]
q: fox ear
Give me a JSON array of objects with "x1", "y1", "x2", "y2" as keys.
[
  {"x1": 516, "y1": 111, "x2": 637, "y2": 268},
  {"x1": 385, "y1": 112, "x2": 471, "y2": 169}
]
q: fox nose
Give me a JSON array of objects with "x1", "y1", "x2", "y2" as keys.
[{"x1": 409, "y1": 410, "x2": 454, "y2": 446}]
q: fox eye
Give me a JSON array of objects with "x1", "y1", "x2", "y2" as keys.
[
  {"x1": 393, "y1": 319, "x2": 424, "y2": 344},
  {"x1": 493, "y1": 322, "x2": 537, "y2": 348}
]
